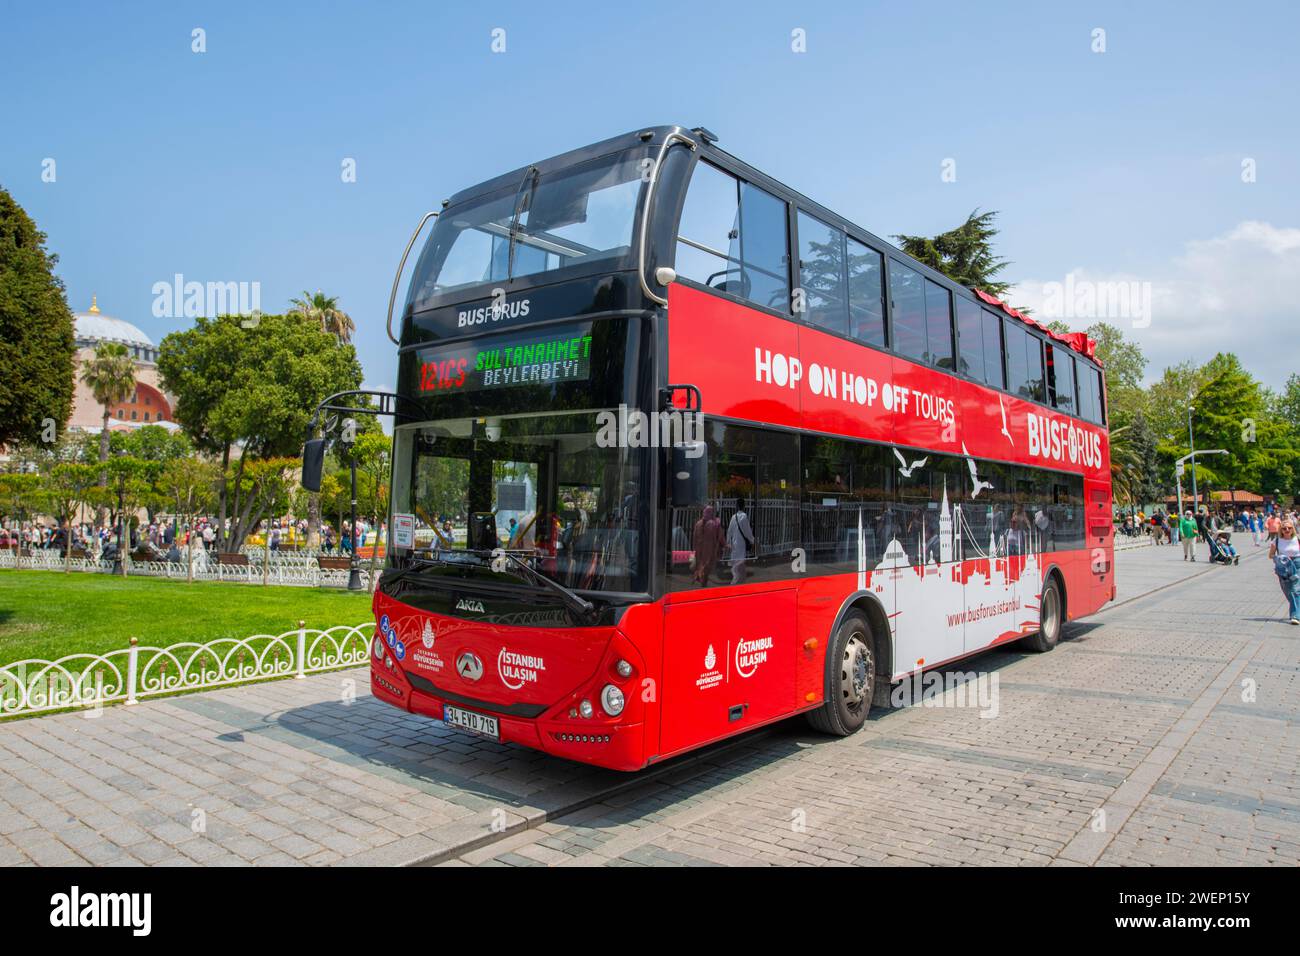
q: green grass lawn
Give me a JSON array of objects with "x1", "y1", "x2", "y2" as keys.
[{"x1": 0, "y1": 570, "x2": 374, "y2": 664}]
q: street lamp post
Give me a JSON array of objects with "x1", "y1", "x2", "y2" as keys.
[
  {"x1": 344, "y1": 430, "x2": 362, "y2": 591},
  {"x1": 1187, "y1": 403, "x2": 1199, "y2": 512}
]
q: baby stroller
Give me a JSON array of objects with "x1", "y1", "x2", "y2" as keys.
[{"x1": 1208, "y1": 530, "x2": 1239, "y2": 565}]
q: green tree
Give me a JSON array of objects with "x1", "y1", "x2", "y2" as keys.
[
  {"x1": 102, "y1": 456, "x2": 157, "y2": 574},
  {"x1": 1276, "y1": 374, "x2": 1300, "y2": 431},
  {"x1": 0, "y1": 472, "x2": 42, "y2": 562},
  {"x1": 119, "y1": 424, "x2": 193, "y2": 464},
  {"x1": 157, "y1": 312, "x2": 363, "y2": 550},
  {"x1": 0, "y1": 187, "x2": 76, "y2": 447},
  {"x1": 1179, "y1": 354, "x2": 1292, "y2": 506},
  {"x1": 894, "y1": 209, "x2": 1015, "y2": 299},
  {"x1": 318, "y1": 472, "x2": 345, "y2": 544},
  {"x1": 222, "y1": 457, "x2": 296, "y2": 554},
  {"x1": 157, "y1": 457, "x2": 219, "y2": 581},
  {"x1": 352, "y1": 431, "x2": 391, "y2": 589},
  {"x1": 41, "y1": 462, "x2": 98, "y2": 571},
  {"x1": 1146, "y1": 361, "x2": 1210, "y2": 453}
]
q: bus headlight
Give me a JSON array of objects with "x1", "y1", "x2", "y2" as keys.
[
  {"x1": 601, "y1": 684, "x2": 625, "y2": 716},
  {"x1": 615, "y1": 659, "x2": 633, "y2": 678},
  {"x1": 579, "y1": 699, "x2": 594, "y2": 719}
]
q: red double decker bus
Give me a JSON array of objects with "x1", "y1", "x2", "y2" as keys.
[{"x1": 350, "y1": 125, "x2": 1113, "y2": 771}]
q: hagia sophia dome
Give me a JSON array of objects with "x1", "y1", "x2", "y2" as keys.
[{"x1": 68, "y1": 297, "x2": 178, "y2": 433}]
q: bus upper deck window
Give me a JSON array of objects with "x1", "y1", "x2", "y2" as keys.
[
  {"x1": 675, "y1": 162, "x2": 789, "y2": 313},
  {"x1": 847, "y1": 237, "x2": 885, "y2": 349}
]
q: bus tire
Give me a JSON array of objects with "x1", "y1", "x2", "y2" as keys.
[
  {"x1": 807, "y1": 612, "x2": 874, "y2": 736},
  {"x1": 1022, "y1": 576, "x2": 1063, "y2": 653}
]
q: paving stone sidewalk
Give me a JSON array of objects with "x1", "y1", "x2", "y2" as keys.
[
  {"x1": 0, "y1": 541, "x2": 1283, "y2": 866},
  {"x1": 444, "y1": 543, "x2": 1299, "y2": 867}
]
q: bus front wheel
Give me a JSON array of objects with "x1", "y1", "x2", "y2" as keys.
[
  {"x1": 807, "y1": 612, "x2": 874, "y2": 736},
  {"x1": 1022, "y1": 576, "x2": 1063, "y2": 653}
]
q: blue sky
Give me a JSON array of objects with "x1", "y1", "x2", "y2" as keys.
[{"x1": 3, "y1": 0, "x2": 1297, "y2": 388}]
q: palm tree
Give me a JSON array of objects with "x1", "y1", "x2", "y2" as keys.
[
  {"x1": 80, "y1": 341, "x2": 136, "y2": 530},
  {"x1": 289, "y1": 289, "x2": 355, "y2": 344},
  {"x1": 80, "y1": 342, "x2": 136, "y2": 465}
]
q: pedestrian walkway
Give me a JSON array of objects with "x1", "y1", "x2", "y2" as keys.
[
  {"x1": 447, "y1": 546, "x2": 1298, "y2": 867},
  {"x1": 0, "y1": 542, "x2": 1290, "y2": 865}
]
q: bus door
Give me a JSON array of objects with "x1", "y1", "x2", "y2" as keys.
[
  {"x1": 660, "y1": 589, "x2": 797, "y2": 756},
  {"x1": 658, "y1": 427, "x2": 799, "y2": 756},
  {"x1": 1084, "y1": 478, "x2": 1112, "y2": 604}
]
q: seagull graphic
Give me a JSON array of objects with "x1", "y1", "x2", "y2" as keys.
[
  {"x1": 999, "y1": 395, "x2": 1014, "y2": 446},
  {"x1": 893, "y1": 448, "x2": 928, "y2": 478},
  {"x1": 962, "y1": 443, "x2": 994, "y2": 498}
]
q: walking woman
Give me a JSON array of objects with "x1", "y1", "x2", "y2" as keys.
[
  {"x1": 691, "y1": 505, "x2": 724, "y2": 587},
  {"x1": 1269, "y1": 519, "x2": 1300, "y2": 625}
]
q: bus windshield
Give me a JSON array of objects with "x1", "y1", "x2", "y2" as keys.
[
  {"x1": 389, "y1": 411, "x2": 647, "y2": 595},
  {"x1": 406, "y1": 148, "x2": 650, "y2": 310}
]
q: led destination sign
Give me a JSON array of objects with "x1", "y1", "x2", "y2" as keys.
[{"x1": 417, "y1": 323, "x2": 594, "y2": 393}]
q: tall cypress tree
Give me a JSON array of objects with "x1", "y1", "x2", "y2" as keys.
[
  {"x1": 894, "y1": 209, "x2": 1014, "y2": 299},
  {"x1": 0, "y1": 186, "x2": 76, "y2": 446}
]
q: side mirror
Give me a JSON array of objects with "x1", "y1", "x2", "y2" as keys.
[
  {"x1": 671, "y1": 442, "x2": 707, "y2": 506},
  {"x1": 301, "y1": 437, "x2": 329, "y2": 493}
]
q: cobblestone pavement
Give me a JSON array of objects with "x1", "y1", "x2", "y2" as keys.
[
  {"x1": 445, "y1": 542, "x2": 1299, "y2": 867},
  {"x1": 0, "y1": 541, "x2": 1291, "y2": 866}
]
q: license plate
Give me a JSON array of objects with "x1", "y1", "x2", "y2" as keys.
[{"x1": 442, "y1": 704, "x2": 500, "y2": 740}]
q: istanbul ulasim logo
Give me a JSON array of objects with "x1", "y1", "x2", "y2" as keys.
[{"x1": 735, "y1": 636, "x2": 773, "y2": 678}]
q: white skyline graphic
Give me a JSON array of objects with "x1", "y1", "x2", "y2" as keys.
[{"x1": 857, "y1": 481, "x2": 1044, "y2": 678}]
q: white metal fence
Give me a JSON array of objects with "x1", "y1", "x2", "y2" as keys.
[
  {"x1": 0, "y1": 548, "x2": 368, "y2": 588},
  {"x1": 0, "y1": 622, "x2": 374, "y2": 718}
]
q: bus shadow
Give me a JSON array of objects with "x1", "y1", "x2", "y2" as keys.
[
  {"x1": 269, "y1": 623, "x2": 1099, "y2": 827},
  {"x1": 270, "y1": 696, "x2": 806, "y2": 814},
  {"x1": 844, "y1": 620, "x2": 1099, "y2": 725}
]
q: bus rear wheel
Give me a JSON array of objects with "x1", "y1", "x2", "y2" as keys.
[
  {"x1": 807, "y1": 612, "x2": 874, "y2": 736},
  {"x1": 1022, "y1": 576, "x2": 1063, "y2": 653}
]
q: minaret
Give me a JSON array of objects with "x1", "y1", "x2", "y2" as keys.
[{"x1": 939, "y1": 479, "x2": 953, "y2": 564}]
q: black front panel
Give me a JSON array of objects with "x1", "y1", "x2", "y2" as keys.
[{"x1": 403, "y1": 272, "x2": 644, "y2": 344}]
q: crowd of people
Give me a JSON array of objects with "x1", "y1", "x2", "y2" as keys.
[
  {"x1": 0, "y1": 514, "x2": 382, "y2": 563},
  {"x1": 1117, "y1": 503, "x2": 1300, "y2": 626}
]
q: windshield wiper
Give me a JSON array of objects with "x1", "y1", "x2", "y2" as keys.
[
  {"x1": 506, "y1": 165, "x2": 540, "y2": 280},
  {"x1": 498, "y1": 551, "x2": 596, "y2": 623},
  {"x1": 386, "y1": 550, "x2": 597, "y2": 623}
]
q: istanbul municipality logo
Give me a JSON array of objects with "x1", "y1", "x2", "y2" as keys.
[{"x1": 49, "y1": 886, "x2": 151, "y2": 936}]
